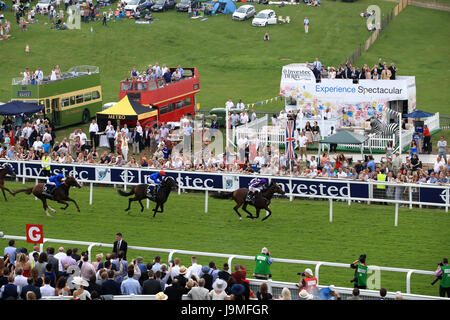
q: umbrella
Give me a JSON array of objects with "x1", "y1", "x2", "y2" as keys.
[
  {"x1": 405, "y1": 110, "x2": 434, "y2": 118},
  {"x1": 0, "y1": 101, "x2": 43, "y2": 116}
]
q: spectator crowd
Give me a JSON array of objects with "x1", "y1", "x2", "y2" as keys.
[
  {"x1": 1, "y1": 110, "x2": 449, "y2": 190},
  {"x1": 1, "y1": 241, "x2": 413, "y2": 300}
]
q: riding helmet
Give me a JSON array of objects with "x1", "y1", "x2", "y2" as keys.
[{"x1": 159, "y1": 170, "x2": 166, "y2": 176}]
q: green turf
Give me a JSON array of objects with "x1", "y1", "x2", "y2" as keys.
[
  {"x1": 355, "y1": 5, "x2": 450, "y2": 114},
  {"x1": 0, "y1": 180, "x2": 448, "y2": 297},
  {"x1": 0, "y1": 0, "x2": 397, "y2": 113}
]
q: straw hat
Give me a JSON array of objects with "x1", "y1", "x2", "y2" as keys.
[
  {"x1": 178, "y1": 266, "x2": 187, "y2": 275},
  {"x1": 299, "y1": 289, "x2": 312, "y2": 300},
  {"x1": 155, "y1": 292, "x2": 168, "y2": 300}
]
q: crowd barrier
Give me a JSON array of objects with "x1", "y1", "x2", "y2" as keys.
[{"x1": 1, "y1": 234, "x2": 447, "y2": 299}]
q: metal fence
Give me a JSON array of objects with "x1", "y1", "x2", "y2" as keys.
[{"x1": 1, "y1": 233, "x2": 447, "y2": 300}]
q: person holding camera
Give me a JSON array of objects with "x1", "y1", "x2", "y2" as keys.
[
  {"x1": 253, "y1": 247, "x2": 273, "y2": 280},
  {"x1": 433, "y1": 258, "x2": 450, "y2": 297},
  {"x1": 350, "y1": 254, "x2": 368, "y2": 289},
  {"x1": 296, "y1": 268, "x2": 317, "y2": 294}
]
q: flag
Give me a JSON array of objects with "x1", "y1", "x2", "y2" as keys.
[{"x1": 285, "y1": 120, "x2": 296, "y2": 160}]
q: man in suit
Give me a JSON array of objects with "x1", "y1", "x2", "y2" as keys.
[
  {"x1": 142, "y1": 270, "x2": 164, "y2": 294},
  {"x1": 131, "y1": 127, "x2": 141, "y2": 155},
  {"x1": 101, "y1": 270, "x2": 122, "y2": 295},
  {"x1": 143, "y1": 126, "x2": 151, "y2": 153},
  {"x1": 113, "y1": 233, "x2": 128, "y2": 261}
]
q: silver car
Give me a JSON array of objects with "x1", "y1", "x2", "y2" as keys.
[{"x1": 232, "y1": 5, "x2": 256, "y2": 21}]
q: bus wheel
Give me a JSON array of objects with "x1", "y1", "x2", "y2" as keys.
[{"x1": 82, "y1": 109, "x2": 90, "y2": 124}]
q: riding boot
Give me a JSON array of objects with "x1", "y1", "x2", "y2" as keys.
[{"x1": 246, "y1": 191, "x2": 253, "y2": 203}]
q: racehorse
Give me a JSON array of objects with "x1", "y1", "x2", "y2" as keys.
[
  {"x1": 232, "y1": 181, "x2": 285, "y2": 221},
  {"x1": 117, "y1": 176, "x2": 178, "y2": 217},
  {"x1": 13, "y1": 176, "x2": 82, "y2": 217},
  {"x1": 0, "y1": 163, "x2": 17, "y2": 201}
]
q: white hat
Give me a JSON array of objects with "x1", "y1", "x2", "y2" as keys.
[
  {"x1": 71, "y1": 276, "x2": 89, "y2": 287},
  {"x1": 329, "y1": 285, "x2": 336, "y2": 292},
  {"x1": 305, "y1": 268, "x2": 313, "y2": 276},
  {"x1": 212, "y1": 279, "x2": 227, "y2": 291},
  {"x1": 261, "y1": 247, "x2": 268, "y2": 254},
  {"x1": 299, "y1": 289, "x2": 312, "y2": 300}
]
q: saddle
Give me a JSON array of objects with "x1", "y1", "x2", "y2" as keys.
[
  {"x1": 146, "y1": 184, "x2": 159, "y2": 199},
  {"x1": 43, "y1": 183, "x2": 56, "y2": 198}
]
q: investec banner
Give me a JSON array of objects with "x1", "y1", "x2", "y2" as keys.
[
  {"x1": 280, "y1": 63, "x2": 316, "y2": 87},
  {"x1": 1, "y1": 160, "x2": 447, "y2": 204},
  {"x1": 308, "y1": 79, "x2": 408, "y2": 102}
]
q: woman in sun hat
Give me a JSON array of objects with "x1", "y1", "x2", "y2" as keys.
[
  {"x1": 209, "y1": 279, "x2": 228, "y2": 300},
  {"x1": 230, "y1": 284, "x2": 246, "y2": 300},
  {"x1": 72, "y1": 276, "x2": 91, "y2": 300},
  {"x1": 298, "y1": 289, "x2": 313, "y2": 300}
]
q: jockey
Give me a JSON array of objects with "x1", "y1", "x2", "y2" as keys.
[
  {"x1": 43, "y1": 173, "x2": 64, "y2": 197},
  {"x1": 247, "y1": 177, "x2": 268, "y2": 203},
  {"x1": 147, "y1": 170, "x2": 166, "y2": 197}
]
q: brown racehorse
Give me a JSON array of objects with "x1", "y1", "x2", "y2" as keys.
[
  {"x1": 117, "y1": 176, "x2": 178, "y2": 217},
  {"x1": 0, "y1": 163, "x2": 17, "y2": 201},
  {"x1": 232, "y1": 181, "x2": 285, "y2": 221},
  {"x1": 13, "y1": 176, "x2": 82, "y2": 216}
]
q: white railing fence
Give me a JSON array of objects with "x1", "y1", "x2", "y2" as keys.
[{"x1": 1, "y1": 234, "x2": 447, "y2": 299}]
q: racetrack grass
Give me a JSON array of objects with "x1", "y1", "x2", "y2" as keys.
[
  {"x1": 0, "y1": 0, "x2": 398, "y2": 112},
  {"x1": 0, "y1": 180, "x2": 448, "y2": 297},
  {"x1": 355, "y1": 5, "x2": 450, "y2": 114}
]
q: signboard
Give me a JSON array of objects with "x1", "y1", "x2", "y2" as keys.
[
  {"x1": 26, "y1": 224, "x2": 44, "y2": 243},
  {"x1": 0, "y1": 160, "x2": 447, "y2": 205}
]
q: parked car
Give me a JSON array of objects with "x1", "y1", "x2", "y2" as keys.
[
  {"x1": 232, "y1": 5, "x2": 255, "y2": 21},
  {"x1": 36, "y1": 0, "x2": 57, "y2": 10},
  {"x1": 176, "y1": 0, "x2": 192, "y2": 11},
  {"x1": 124, "y1": 0, "x2": 148, "y2": 12},
  {"x1": 252, "y1": 9, "x2": 277, "y2": 27},
  {"x1": 151, "y1": 0, "x2": 176, "y2": 11}
]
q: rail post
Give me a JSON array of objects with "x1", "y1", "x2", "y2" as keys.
[
  {"x1": 205, "y1": 190, "x2": 208, "y2": 214},
  {"x1": 446, "y1": 188, "x2": 449, "y2": 213},
  {"x1": 347, "y1": 182, "x2": 351, "y2": 206},
  {"x1": 315, "y1": 262, "x2": 324, "y2": 285},
  {"x1": 394, "y1": 203, "x2": 399, "y2": 227},
  {"x1": 329, "y1": 198, "x2": 333, "y2": 222},
  {"x1": 89, "y1": 182, "x2": 93, "y2": 205},
  {"x1": 409, "y1": 186, "x2": 412, "y2": 210},
  {"x1": 406, "y1": 270, "x2": 414, "y2": 294}
]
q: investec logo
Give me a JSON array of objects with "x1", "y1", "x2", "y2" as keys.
[
  {"x1": 23, "y1": 164, "x2": 90, "y2": 180},
  {"x1": 120, "y1": 170, "x2": 135, "y2": 183},
  {"x1": 440, "y1": 190, "x2": 448, "y2": 203},
  {"x1": 277, "y1": 181, "x2": 350, "y2": 197},
  {"x1": 283, "y1": 69, "x2": 313, "y2": 81}
]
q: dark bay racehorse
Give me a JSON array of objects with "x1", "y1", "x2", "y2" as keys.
[
  {"x1": 118, "y1": 176, "x2": 178, "y2": 217},
  {"x1": 232, "y1": 181, "x2": 285, "y2": 221},
  {"x1": 13, "y1": 176, "x2": 82, "y2": 216},
  {"x1": 0, "y1": 163, "x2": 17, "y2": 201}
]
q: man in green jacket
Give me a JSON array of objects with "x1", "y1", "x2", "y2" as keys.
[
  {"x1": 253, "y1": 247, "x2": 273, "y2": 280},
  {"x1": 350, "y1": 254, "x2": 368, "y2": 289}
]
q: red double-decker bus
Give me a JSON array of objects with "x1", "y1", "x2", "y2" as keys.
[{"x1": 119, "y1": 67, "x2": 200, "y2": 128}]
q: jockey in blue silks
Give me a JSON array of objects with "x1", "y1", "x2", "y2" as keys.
[
  {"x1": 147, "y1": 170, "x2": 166, "y2": 197},
  {"x1": 43, "y1": 173, "x2": 64, "y2": 197}
]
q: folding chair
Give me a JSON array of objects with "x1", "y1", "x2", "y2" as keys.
[
  {"x1": 285, "y1": 16, "x2": 290, "y2": 23},
  {"x1": 278, "y1": 15, "x2": 285, "y2": 24}
]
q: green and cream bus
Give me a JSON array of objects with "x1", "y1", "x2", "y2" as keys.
[{"x1": 11, "y1": 65, "x2": 103, "y2": 128}]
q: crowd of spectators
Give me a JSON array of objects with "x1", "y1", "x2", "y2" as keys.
[
  {"x1": 307, "y1": 57, "x2": 398, "y2": 81},
  {"x1": 1, "y1": 112, "x2": 449, "y2": 188},
  {"x1": 18, "y1": 65, "x2": 92, "y2": 85},
  {"x1": 125, "y1": 63, "x2": 185, "y2": 84},
  {"x1": 0, "y1": 241, "x2": 409, "y2": 300}
]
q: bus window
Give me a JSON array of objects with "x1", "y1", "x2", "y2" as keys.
[
  {"x1": 121, "y1": 82, "x2": 132, "y2": 91},
  {"x1": 84, "y1": 92, "x2": 92, "y2": 102},
  {"x1": 183, "y1": 97, "x2": 191, "y2": 107},
  {"x1": 148, "y1": 81, "x2": 157, "y2": 91},
  {"x1": 176, "y1": 101, "x2": 183, "y2": 109},
  {"x1": 157, "y1": 79, "x2": 165, "y2": 88},
  {"x1": 160, "y1": 106, "x2": 168, "y2": 114},
  {"x1": 76, "y1": 94, "x2": 83, "y2": 104},
  {"x1": 70, "y1": 96, "x2": 76, "y2": 106},
  {"x1": 62, "y1": 98, "x2": 70, "y2": 107},
  {"x1": 169, "y1": 103, "x2": 175, "y2": 112},
  {"x1": 92, "y1": 91, "x2": 100, "y2": 100},
  {"x1": 135, "y1": 82, "x2": 148, "y2": 91}
]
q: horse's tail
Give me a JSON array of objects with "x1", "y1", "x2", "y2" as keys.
[
  {"x1": 12, "y1": 187, "x2": 33, "y2": 196},
  {"x1": 117, "y1": 188, "x2": 135, "y2": 197}
]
